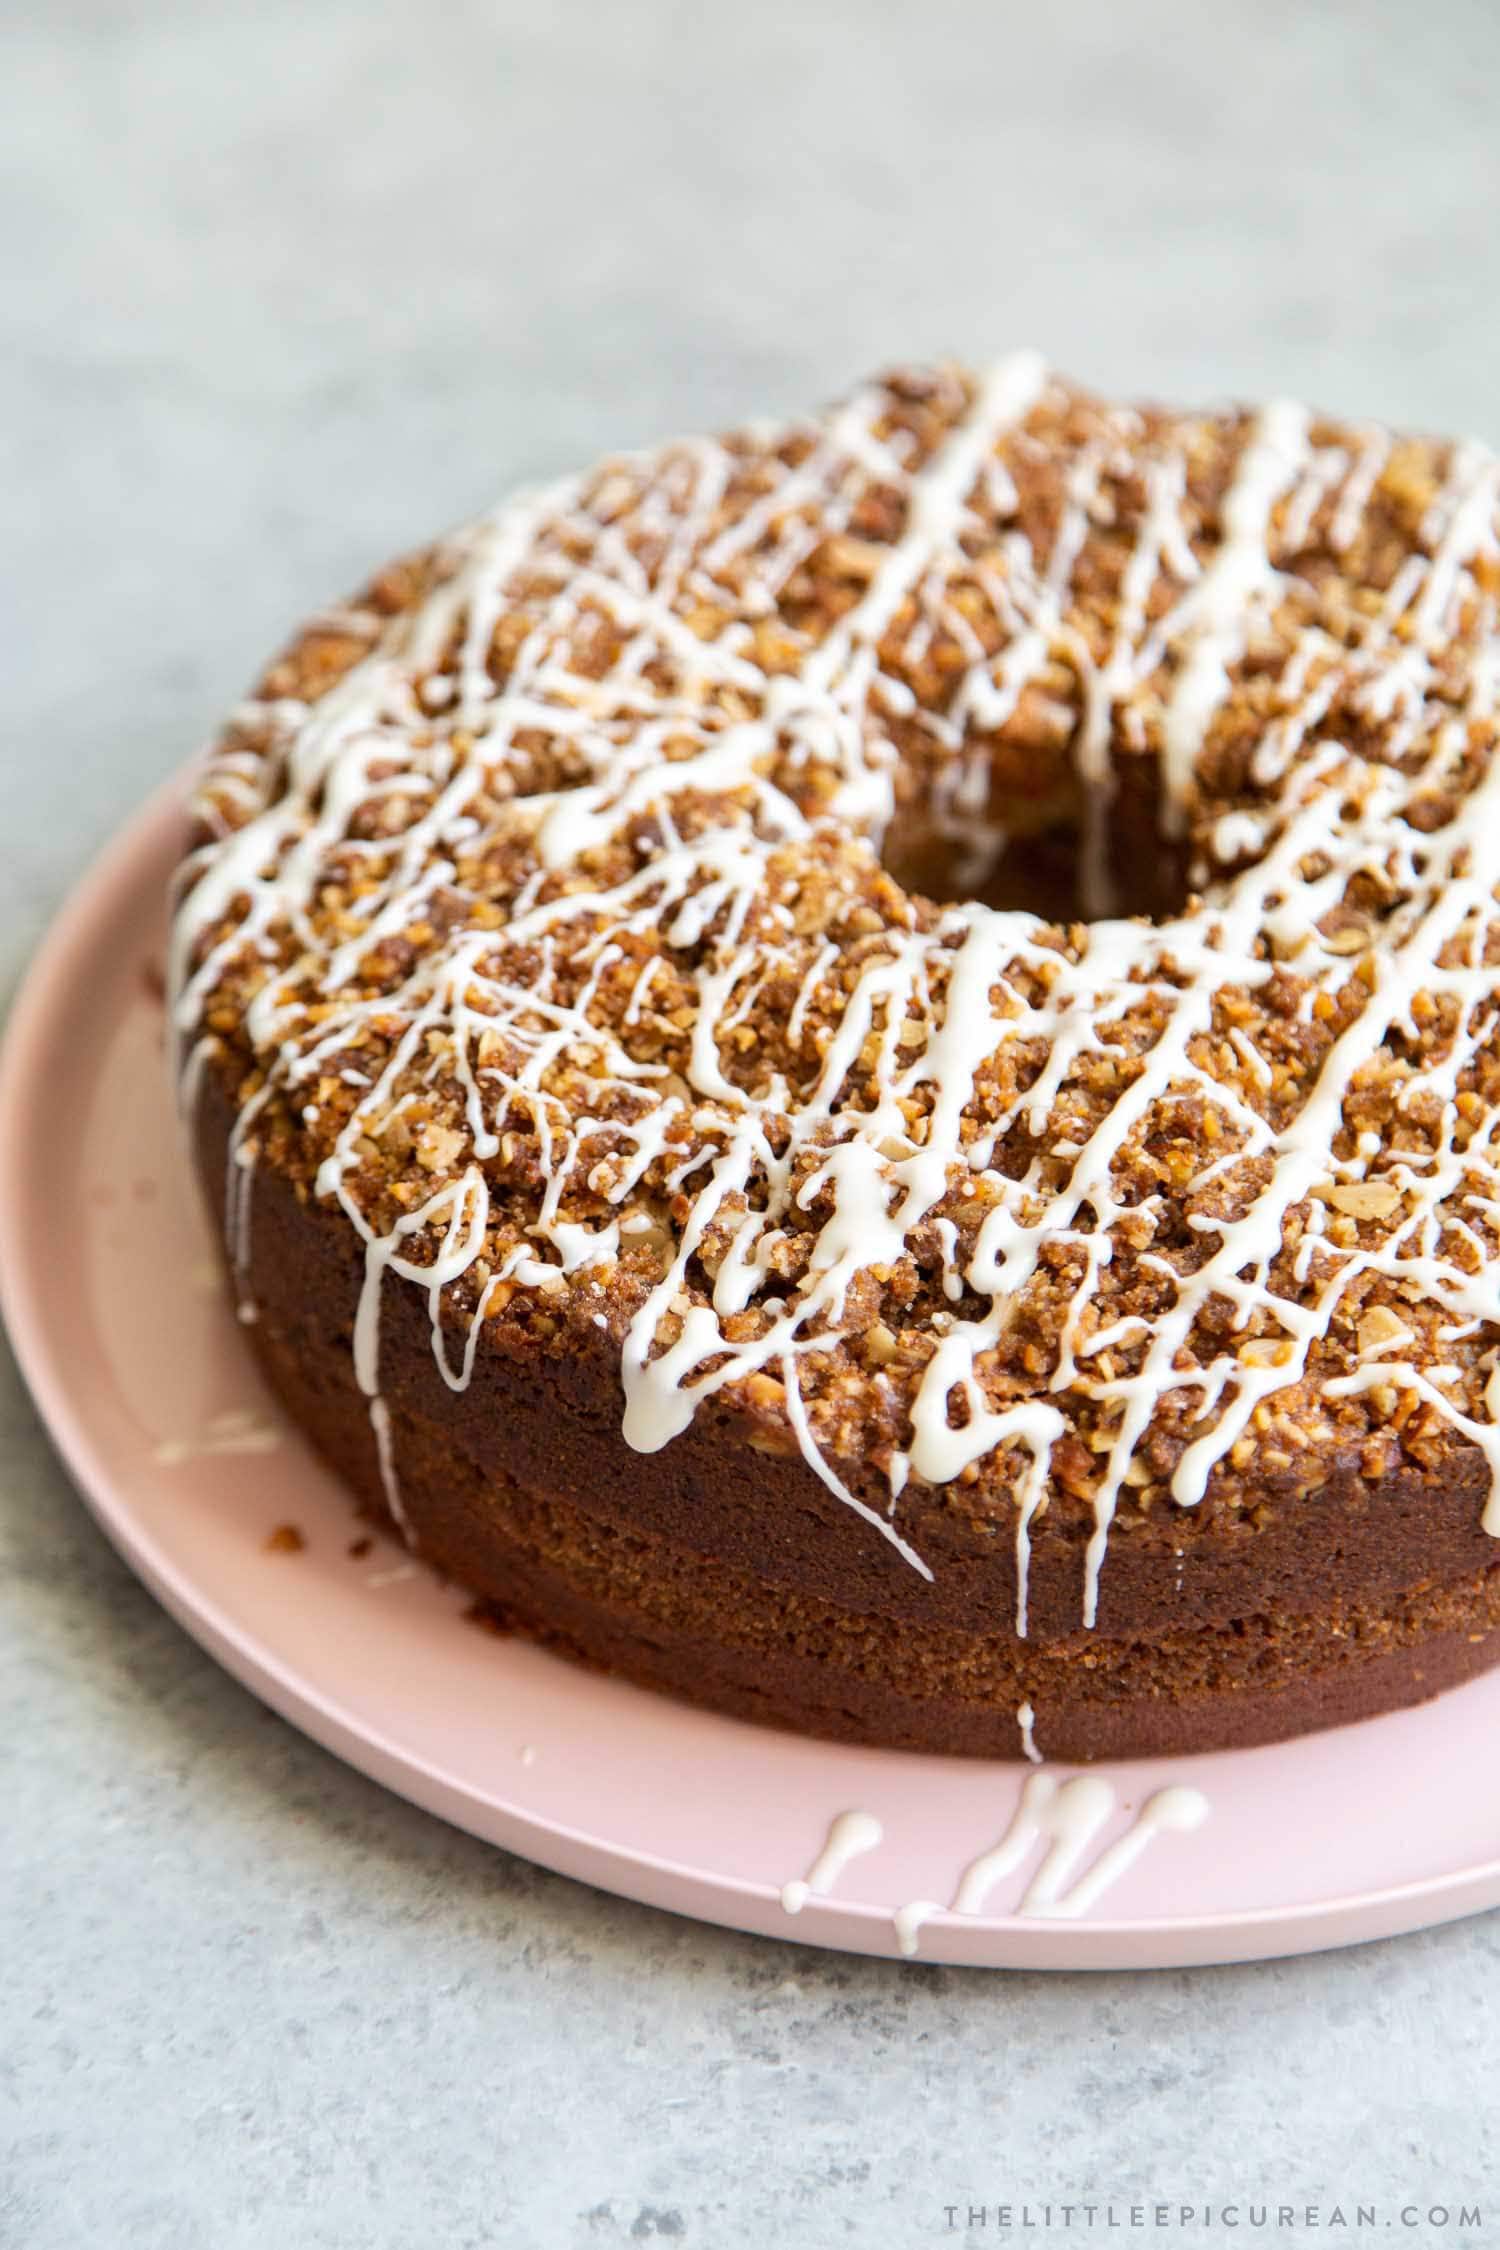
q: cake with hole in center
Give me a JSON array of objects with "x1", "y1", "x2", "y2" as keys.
[{"x1": 169, "y1": 356, "x2": 1500, "y2": 1761}]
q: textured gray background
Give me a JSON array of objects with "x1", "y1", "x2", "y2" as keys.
[{"x1": 5, "y1": 3, "x2": 1500, "y2": 2244}]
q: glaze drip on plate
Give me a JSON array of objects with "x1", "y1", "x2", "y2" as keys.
[
  {"x1": 171, "y1": 356, "x2": 1500, "y2": 1630},
  {"x1": 779, "y1": 1773, "x2": 1212, "y2": 1955},
  {"x1": 780, "y1": 1808, "x2": 884, "y2": 1916},
  {"x1": 892, "y1": 1776, "x2": 1213, "y2": 1956}
]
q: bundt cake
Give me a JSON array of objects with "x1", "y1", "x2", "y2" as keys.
[{"x1": 169, "y1": 356, "x2": 1500, "y2": 1760}]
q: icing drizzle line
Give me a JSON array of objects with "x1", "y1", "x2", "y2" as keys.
[
  {"x1": 893, "y1": 1773, "x2": 1211, "y2": 1955},
  {"x1": 780, "y1": 1808, "x2": 884, "y2": 1916},
  {"x1": 778, "y1": 1775, "x2": 1211, "y2": 1955}
]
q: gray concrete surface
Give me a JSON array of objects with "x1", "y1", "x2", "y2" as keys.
[{"x1": 5, "y1": 2, "x2": 1500, "y2": 2242}]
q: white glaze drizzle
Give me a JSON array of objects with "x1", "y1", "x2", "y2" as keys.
[
  {"x1": 894, "y1": 1764, "x2": 1209, "y2": 1954},
  {"x1": 153, "y1": 1405, "x2": 282, "y2": 1467},
  {"x1": 780, "y1": 1808, "x2": 885, "y2": 1915},
  {"x1": 951, "y1": 1771, "x2": 1211, "y2": 1922},
  {"x1": 365, "y1": 1561, "x2": 418, "y2": 1590},
  {"x1": 893, "y1": 1898, "x2": 942, "y2": 1958},
  {"x1": 224, "y1": 1087, "x2": 271, "y2": 1325},
  {"x1": 171, "y1": 357, "x2": 1500, "y2": 1624},
  {"x1": 1158, "y1": 401, "x2": 1310, "y2": 825}
]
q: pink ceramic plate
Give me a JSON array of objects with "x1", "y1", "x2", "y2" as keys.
[{"x1": 6, "y1": 777, "x2": 1500, "y2": 1968}]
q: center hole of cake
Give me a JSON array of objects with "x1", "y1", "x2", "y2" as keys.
[{"x1": 879, "y1": 760, "x2": 1190, "y2": 923}]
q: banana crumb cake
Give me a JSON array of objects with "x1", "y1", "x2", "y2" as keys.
[{"x1": 170, "y1": 355, "x2": 1500, "y2": 1761}]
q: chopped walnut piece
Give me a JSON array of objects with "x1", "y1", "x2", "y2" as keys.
[
  {"x1": 862, "y1": 1322, "x2": 898, "y2": 1367},
  {"x1": 417, "y1": 1122, "x2": 467, "y2": 1173},
  {"x1": 1358, "y1": 1304, "x2": 1413, "y2": 1356},
  {"x1": 1237, "y1": 1337, "x2": 1295, "y2": 1368},
  {"x1": 1319, "y1": 1181, "x2": 1403, "y2": 1220}
]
